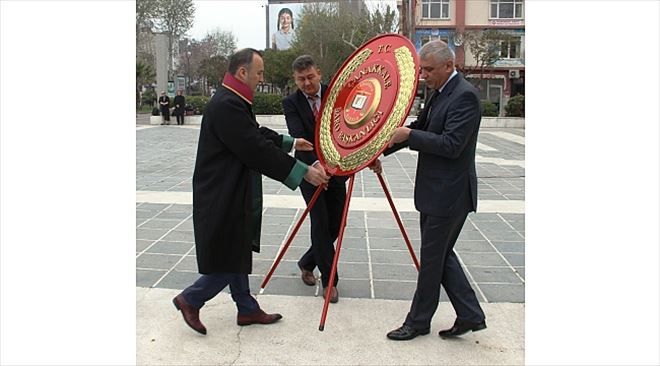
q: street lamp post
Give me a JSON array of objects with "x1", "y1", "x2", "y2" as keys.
[{"x1": 186, "y1": 50, "x2": 191, "y2": 95}]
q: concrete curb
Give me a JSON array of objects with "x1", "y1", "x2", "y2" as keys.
[
  {"x1": 149, "y1": 115, "x2": 525, "y2": 128},
  {"x1": 137, "y1": 287, "x2": 524, "y2": 365}
]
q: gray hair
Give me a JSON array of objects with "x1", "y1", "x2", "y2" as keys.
[
  {"x1": 291, "y1": 55, "x2": 317, "y2": 72},
  {"x1": 419, "y1": 40, "x2": 455, "y2": 64}
]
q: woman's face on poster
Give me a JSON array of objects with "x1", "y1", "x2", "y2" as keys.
[{"x1": 279, "y1": 12, "x2": 292, "y2": 31}]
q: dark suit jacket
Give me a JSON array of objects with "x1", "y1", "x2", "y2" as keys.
[
  {"x1": 283, "y1": 85, "x2": 347, "y2": 184},
  {"x1": 386, "y1": 73, "x2": 481, "y2": 217},
  {"x1": 282, "y1": 85, "x2": 326, "y2": 166}
]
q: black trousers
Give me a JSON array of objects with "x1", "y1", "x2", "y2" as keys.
[
  {"x1": 174, "y1": 109, "x2": 186, "y2": 125},
  {"x1": 298, "y1": 177, "x2": 346, "y2": 288},
  {"x1": 160, "y1": 106, "x2": 170, "y2": 121},
  {"x1": 404, "y1": 207, "x2": 485, "y2": 330}
]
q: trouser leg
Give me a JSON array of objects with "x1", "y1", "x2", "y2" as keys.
[
  {"x1": 319, "y1": 180, "x2": 346, "y2": 287},
  {"x1": 300, "y1": 181, "x2": 342, "y2": 288},
  {"x1": 298, "y1": 246, "x2": 315, "y2": 272},
  {"x1": 229, "y1": 274, "x2": 260, "y2": 314},
  {"x1": 181, "y1": 272, "x2": 232, "y2": 309},
  {"x1": 442, "y1": 249, "x2": 485, "y2": 323},
  {"x1": 404, "y1": 213, "x2": 451, "y2": 329}
]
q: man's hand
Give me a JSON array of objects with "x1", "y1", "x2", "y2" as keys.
[
  {"x1": 304, "y1": 164, "x2": 330, "y2": 186},
  {"x1": 388, "y1": 127, "x2": 411, "y2": 147},
  {"x1": 367, "y1": 158, "x2": 382, "y2": 175},
  {"x1": 295, "y1": 138, "x2": 314, "y2": 151}
]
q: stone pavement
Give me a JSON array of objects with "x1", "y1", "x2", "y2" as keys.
[{"x1": 136, "y1": 118, "x2": 525, "y2": 365}]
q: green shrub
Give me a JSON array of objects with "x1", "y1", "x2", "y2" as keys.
[
  {"x1": 178, "y1": 93, "x2": 285, "y2": 115},
  {"x1": 253, "y1": 93, "x2": 284, "y2": 114},
  {"x1": 186, "y1": 95, "x2": 210, "y2": 115},
  {"x1": 141, "y1": 90, "x2": 156, "y2": 106},
  {"x1": 481, "y1": 101, "x2": 499, "y2": 117},
  {"x1": 505, "y1": 94, "x2": 525, "y2": 117}
]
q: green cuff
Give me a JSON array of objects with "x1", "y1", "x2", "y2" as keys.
[
  {"x1": 281, "y1": 135, "x2": 294, "y2": 152},
  {"x1": 283, "y1": 160, "x2": 308, "y2": 190}
]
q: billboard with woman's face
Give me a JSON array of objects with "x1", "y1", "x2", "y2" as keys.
[{"x1": 268, "y1": 2, "x2": 304, "y2": 51}]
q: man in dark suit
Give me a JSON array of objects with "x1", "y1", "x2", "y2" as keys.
[
  {"x1": 371, "y1": 40, "x2": 486, "y2": 341},
  {"x1": 282, "y1": 55, "x2": 345, "y2": 303},
  {"x1": 172, "y1": 48, "x2": 329, "y2": 335}
]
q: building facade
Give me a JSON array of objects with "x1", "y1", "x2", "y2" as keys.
[{"x1": 401, "y1": 0, "x2": 525, "y2": 115}]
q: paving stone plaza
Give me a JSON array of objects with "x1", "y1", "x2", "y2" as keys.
[{"x1": 136, "y1": 121, "x2": 525, "y2": 304}]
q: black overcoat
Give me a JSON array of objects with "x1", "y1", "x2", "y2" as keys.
[
  {"x1": 173, "y1": 95, "x2": 185, "y2": 116},
  {"x1": 192, "y1": 85, "x2": 301, "y2": 274}
]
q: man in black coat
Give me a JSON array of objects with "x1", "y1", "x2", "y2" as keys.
[
  {"x1": 172, "y1": 48, "x2": 329, "y2": 335},
  {"x1": 370, "y1": 40, "x2": 486, "y2": 341},
  {"x1": 283, "y1": 55, "x2": 345, "y2": 303},
  {"x1": 173, "y1": 90, "x2": 186, "y2": 125}
]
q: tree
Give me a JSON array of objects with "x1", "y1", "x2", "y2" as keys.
[
  {"x1": 136, "y1": 0, "x2": 159, "y2": 71},
  {"x1": 206, "y1": 29, "x2": 237, "y2": 58},
  {"x1": 198, "y1": 55, "x2": 229, "y2": 91},
  {"x1": 339, "y1": 3, "x2": 398, "y2": 50},
  {"x1": 262, "y1": 48, "x2": 299, "y2": 94},
  {"x1": 461, "y1": 29, "x2": 512, "y2": 88},
  {"x1": 175, "y1": 30, "x2": 237, "y2": 95},
  {"x1": 136, "y1": 61, "x2": 156, "y2": 108},
  {"x1": 152, "y1": 0, "x2": 195, "y2": 76},
  {"x1": 293, "y1": 1, "x2": 398, "y2": 82},
  {"x1": 136, "y1": 0, "x2": 158, "y2": 36}
]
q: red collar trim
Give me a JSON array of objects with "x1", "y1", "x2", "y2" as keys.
[{"x1": 221, "y1": 73, "x2": 254, "y2": 104}]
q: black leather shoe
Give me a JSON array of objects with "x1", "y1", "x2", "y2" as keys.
[
  {"x1": 438, "y1": 319, "x2": 487, "y2": 338},
  {"x1": 386, "y1": 325, "x2": 430, "y2": 341}
]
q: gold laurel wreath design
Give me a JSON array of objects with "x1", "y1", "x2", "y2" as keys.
[
  {"x1": 319, "y1": 46, "x2": 415, "y2": 172},
  {"x1": 319, "y1": 49, "x2": 372, "y2": 167}
]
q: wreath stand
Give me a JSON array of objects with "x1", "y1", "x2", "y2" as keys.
[{"x1": 259, "y1": 171, "x2": 419, "y2": 331}]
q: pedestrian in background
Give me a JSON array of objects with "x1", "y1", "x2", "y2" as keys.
[
  {"x1": 158, "y1": 91, "x2": 170, "y2": 125},
  {"x1": 173, "y1": 90, "x2": 186, "y2": 125},
  {"x1": 172, "y1": 48, "x2": 329, "y2": 335}
]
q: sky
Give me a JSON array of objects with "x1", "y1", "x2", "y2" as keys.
[{"x1": 187, "y1": 0, "x2": 398, "y2": 49}]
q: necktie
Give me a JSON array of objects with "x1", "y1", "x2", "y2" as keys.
[
  {"x1": 419, "y1": 90, "x2": 439, "y2": 131},
  {"x1": 426, "y1": 89, "x2": 439, "y2": 117},
  {"x1": 307, "y1": 95, "x2": 319, "y2": 117}
]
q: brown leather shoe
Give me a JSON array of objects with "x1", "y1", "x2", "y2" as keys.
[
  {"x1": 323, "y1": 286, "x2": 339, "y2": 303},
  {"x1": 298, "y1": 263, "x2": 316, "y2": 286},
  {"x1": 172, "y1": 294, "x2": 207, "y2": 335},
  {"x1": 237, "y1": 309, "x2": 283, "y2": 326}
]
